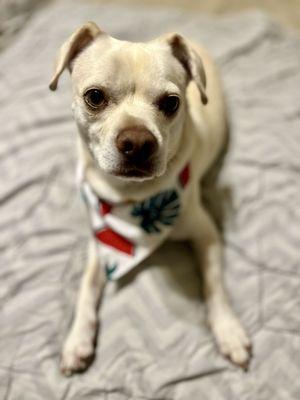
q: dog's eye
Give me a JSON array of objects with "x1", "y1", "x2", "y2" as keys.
[
  {"x1": 84, "y1": 89, "x2": 106, "y2": 109},
  {"x1": 158, "y1": 95, "x2": 180, "y2": 117}
]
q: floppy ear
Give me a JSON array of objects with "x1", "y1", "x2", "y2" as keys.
[
  {"x1": 49, "y1": 21, "x2": 101, "y2": 91},
  {"x1": 166, "y1": 34, "x2": 208, "y2": 105}
]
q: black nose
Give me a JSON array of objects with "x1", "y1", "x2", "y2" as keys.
[{"x1": 116, "y1": 126, "x2": 158, "y2": 163}]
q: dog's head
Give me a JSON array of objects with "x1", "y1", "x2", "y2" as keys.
[{"x1": 50, "y1": 22, "x2": 207, "y2": 181}]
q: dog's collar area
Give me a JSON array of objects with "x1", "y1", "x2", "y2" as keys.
[
  {"x1": 81, "y1": 162, "x2": 190, "y2": 280},
  {"x1": 97, "y1": 163, "x2": 190, "y2": 209}
]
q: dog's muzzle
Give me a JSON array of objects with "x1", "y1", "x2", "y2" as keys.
[{"x1": 115, "y1": 126, "x2": 158, "y2": 177}]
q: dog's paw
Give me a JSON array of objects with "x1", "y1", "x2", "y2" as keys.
[
  {"x1": 60, "y1": 326, "x2": 97, "y2": 376},
  {"x1": 211, "y1": 314, "x2": 252, "y2": 370}
]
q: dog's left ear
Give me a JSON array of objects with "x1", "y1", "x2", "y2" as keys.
[
  {"x1": 166, "y1": 34, "x2": 208, "y2": 105},
  {"x1": 49, "y1": 21, "x2": 102, "y2": 91}
]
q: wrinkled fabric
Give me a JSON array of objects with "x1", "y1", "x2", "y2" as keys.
[{"x1": 0, "y1": 1, "x2": 300, "y2": 399}]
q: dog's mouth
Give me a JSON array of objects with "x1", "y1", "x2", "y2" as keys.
[
  {"x1": 112, "y1": 161, "x2": 156, "y2": 180},
  {"x1": 114, "y1": 167, "x2": 154, "y2": 180}
]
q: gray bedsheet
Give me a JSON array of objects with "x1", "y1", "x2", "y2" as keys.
[{"x1": 1, "y1": 1, "x2": 300, "y2": 399}]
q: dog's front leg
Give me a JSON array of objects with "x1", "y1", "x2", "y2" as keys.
[
  {"x1": 189, "y1": 205, "x2": 252, "y2": 369},
  {"x1": 60, "y1": 238, "x2": 105, "y2": 376}
]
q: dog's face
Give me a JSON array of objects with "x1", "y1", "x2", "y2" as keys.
[
  {"x1": 72, "y1": 38, "x2": 187, "y2": 180},
  {"x1": 50, "y1": 23, "x2": 207, "y2": 181}
]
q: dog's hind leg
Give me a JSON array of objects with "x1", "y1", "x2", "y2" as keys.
[{"x1": 60, "y1": 238, "x2": 104, "y2": 376}]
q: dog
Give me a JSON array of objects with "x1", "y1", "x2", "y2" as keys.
[{"x1": 49, "y1": 22, "x2": 251, "y2": 376}]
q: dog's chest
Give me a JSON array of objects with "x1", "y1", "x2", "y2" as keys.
[{"x1": 80, "y1": 164, "x2": 191, "y2": 280}]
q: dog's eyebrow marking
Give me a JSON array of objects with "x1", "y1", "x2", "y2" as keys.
[
  {"x1": 154, "y1": 91, "x2": 180, "y2": 104},
  {"x1": 81, "y1": 84, "x2": 108, "y2": 95}
]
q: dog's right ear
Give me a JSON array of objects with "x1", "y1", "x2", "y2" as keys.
[{"x1": 49, "y1": 22, "x2": 102, "y2": 91}]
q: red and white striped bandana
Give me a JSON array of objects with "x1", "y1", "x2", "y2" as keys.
[{"x1": 80, "y1": 164, "x2": 190, "y2": 280}]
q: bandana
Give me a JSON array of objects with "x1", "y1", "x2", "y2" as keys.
[{"x1": 80, "y1": 164, "x2": 190, "y2": 280}]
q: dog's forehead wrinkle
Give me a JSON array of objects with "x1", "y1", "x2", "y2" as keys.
[{"x1": 120, "y1": 46, "x2": 183, "y2": 98}]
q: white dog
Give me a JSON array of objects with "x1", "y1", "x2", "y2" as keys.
[{"x1": 50, "y1": 22, "x2": 251, "y2": 376}]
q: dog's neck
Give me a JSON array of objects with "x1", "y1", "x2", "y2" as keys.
[{"x1": 78, "y1": 115, "x2": 195, "y2": 203}]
